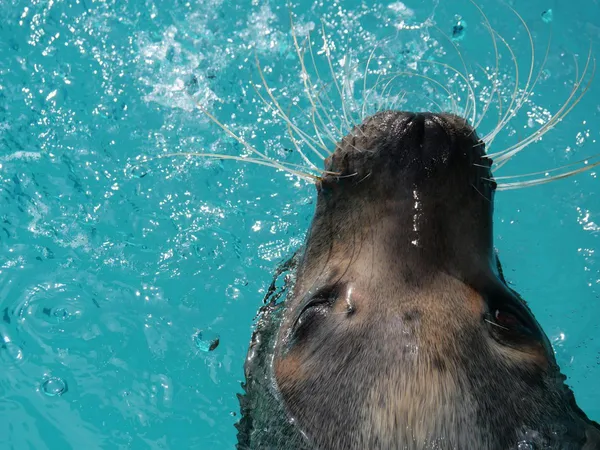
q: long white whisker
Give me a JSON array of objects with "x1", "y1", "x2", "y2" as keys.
[
  {"x1": 189, "y1": 97, "x2": 306, "y2": 174},
  {"x1": 144, "y1": 152, "x2": 319, "y2": 181},
  {"x1": 482, "y1": 29, "x2": 521, "y2": 146},
  {"x1": 320, "y1": 20, "x2": 354, "y2": 133},
  {"x1": 306, "y1": 33, "x2": 346, "y2": 137},
  {"x1": 496, "y1": 159, "x2": 600, "y2": 190},
  {"x1": 491, "y1": 48, "x2": 595, "y2": 168},
  {"x1": 376, "y1": 70, "x2": 459, "y2": 115},
  {"x1": 417, "y1": 60, "x2": 472, "y2": 117},
  {"x1": 469, "y1": 0, "x2": 500, "y2": 130},
  {"x1": 289, "y1": 13, "x2": 340, "y2": 147},
  {"x1": 361, "y1": 39, "x2": 384, "y2": 120},
  {"x1": 388, "y1": 91, "x2": 408, "y2": 112},
  {"x1": 283, "y1": 118, "x2": 324, "y2": 172},
  {"x1": 362, "y1": 53, "x2": 397, "y2": 117},
  {"x1": 251, "y1": 80, "x2": 326, "y2": 167},
  {"x1": 487, "y1": 4, "x2": 536, "y2": 140},
  {"x1": 431, "y1": 26, "x2": 477, "y2": 122},
  {"x1": 493, "y1": 153, "x2": 600, "y2": 180},
  {"x1": 253, "y1": 56, "x2": 328, "y2": 161}
]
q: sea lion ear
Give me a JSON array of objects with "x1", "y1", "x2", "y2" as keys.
[{"x1": 583, "y1": 421, "x2": 600, "y2": 450}]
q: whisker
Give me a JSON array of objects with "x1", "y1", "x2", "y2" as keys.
[
  {"x1": 493, "y1": 153, "x2": 600, "y2": 180},
  {"x1": 289, "y1": 12, "x2": 341, "y2": 146},
  {"x1": 491, "y1": 48, "x2": 595, "y2": 168},
  {"x1": 252, "y1": 56, "x2": 329, "y2": 160},
  {"x1": 335, "y1": 172, "x2": 359, "y2": 180},
  {"x1": 492, "y1": 4, "x2": 537, "y2": 135},
  {"x1": 188, "y1": 97, "x2": 304, "y2": 173},
  {"x1": 308, "y1": 107, "x2": 332, "y2": 151},
  {"x1": 483, "y1": 6, "x2": 549, "y2": 149},
  {"x1": 306, "y1": 32, "x2": 347, "y2": 137},
  {"x1": 371, "y1": 70, "x2": 458, "y2": 115},
  {"x1": 471, "y1": 182, "x2": 491, "y2": 203},
  {"x1": 362, "y1": 50, "x2": 399, "y2": 117},
  {"x1": 250, "y1": 80, "x2": 326, "y2": 168},
  {"x1": 320, "y1": 20, "x2": 355, "y2": 133},
  {"x1": 361, "y1": 40, "x2": 384, "y2": 120},
  {"x1": 388, "y1": 91, "x2": 409, "y2": 112},
  {"x1": 485, "y1": 318, "x2": 509, "y2": 331},
  {"x1": 496, "y1": 159, "x2": 600, "y2": 190},
  {"x1": 283, "y1": 113, "x2": 323, "y2": 172},
  {"x1": 142, "y1": 152, "x2": 320, "y2": 181},
  {"x1": 431, "y1": 26, "x2": 477, "y2": 122},
  {"x1": 286, "y1": 73, "x2": 342, "y2": 152},
  {"x1": 480, "y1": 4, "x2": 552, "y2": 152},
  {"x1": 417, "y1": 60, "x2": 472, "y2": 117},
  {"x1": 340, "y1": 50, "x2": 364, "y2": 125},
  {"x1": 357, "y1": 172, "x2": 372, "y2": 184},
  {"x1": 470, "y1": 0, "x2": 500, "y2": 130},
  {"x1": 482, "y1": 29, "x2": 521, "y2": 147}
]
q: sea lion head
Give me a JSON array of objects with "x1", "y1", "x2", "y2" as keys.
[{"x1": 270, "y1": 111, "x2": 600, "y2": 450}]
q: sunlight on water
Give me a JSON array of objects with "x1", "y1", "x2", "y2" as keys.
[{"x1": 0, "y1": 0, "x2": 599, "y2": 448}]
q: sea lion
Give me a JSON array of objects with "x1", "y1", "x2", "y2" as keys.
[{"x1": 235, "y1": 111, "x2": 600, "y2": 450}]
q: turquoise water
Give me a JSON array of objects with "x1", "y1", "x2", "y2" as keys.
[{"x1": 0, "y1": 0, "x2": 599, "y2": 448}]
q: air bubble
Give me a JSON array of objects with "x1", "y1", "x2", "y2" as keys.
[
  {"x1": 452, "y1": 16, "x2": 467, "y2": 41},
  {"x1": 53, "y1": 308, "x2": 71, "y2": 321},
  {"x1": 0, "y1": 341, "x2": 25, "y2": 366},
  {"x1": 184, "y1": 74, "x2": 199, "y2": 95},
  {"x1": 130, "y1": 165, "x2": 149, "y2": 178},
  {"x1": 42, "y1": 306, "x2": 76, "y2": 323},
  {"x1": 193, "y1": 330, "x2": 219, "y2": 352},
  {"x1": 576, "y1": 131, "x2": 589, "y2": 147},
  {"x1": 41, "y1": 377, "x2": 68, "y2": 397}
]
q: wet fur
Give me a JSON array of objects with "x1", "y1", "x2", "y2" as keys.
[{"x1": 236, "y1": 112, "x2": 600, "y2": 450}]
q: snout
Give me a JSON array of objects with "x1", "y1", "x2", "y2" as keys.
[{"x1": 322, "y1": 111, "x2": 485, "y2": 183}]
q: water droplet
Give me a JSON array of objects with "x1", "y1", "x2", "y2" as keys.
[
  {"x1": 130, "y1": 165, "x2": 149, "y2": 178},
  {"x1": 193, "y1": 331, "x2": 219, "y2": 352},
  {"x1": 0, "y1": 341, "x2": 25, "y2": 366},
  {"x1": 41, "y1": 377, "x2": 68, "y2": 397},
  {"x1": 517, "y1": 441, "x2": 533, "y2": 450},
  {"x1": 576, "y1": 131, "x2": 589, "y2": 147},
  {"x1": 53, "y1": 308, "x2": 71, "y2": 321},
  {"x1": 452, "y1": 16, "x2": 467, "y2": 41},
  {"x1": 541, "y1": 9, "x2": 553, "y2": 23},
  {"x1": 226, "y1": 285, "x2": 241, "y2": 300},
  {"x1": 184, "y1": 74, "x2": 199, "y2": 95}
]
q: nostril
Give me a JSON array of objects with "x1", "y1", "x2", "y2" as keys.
[
  {"x1": 412, "y1": 113, "x2": 426, "y2": 144},
  {"x1": 323, "y1": 111, "x2": 482, "y2": 183},
  {"x1": 426, "y1": 114, "x2": 452, "y2": 139},
  {"x1": 420, "y1": 115, "x2": 451, "y2": 164},
  {"x1": 387, "y1": 111, "x2": 416, "y2": 137}
]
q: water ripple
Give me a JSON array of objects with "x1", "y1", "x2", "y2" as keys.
[{"x1": 0, "y1": 0, "x2": 599, "y2": 447}]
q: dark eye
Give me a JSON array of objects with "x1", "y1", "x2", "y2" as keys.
[
  {"x1": 293, "y1": 299, "x2": 330, "y2": 337},
  {"x1": 290, "y1": 292, "x2": 337, "y2": 344},
  {"x1": 493, "y1": 309, "x2": 521, "y2": 329},
  {"x1": 297, "y1": 300, "x2": 329, "y2": 325},
  {"x1": 485, "y1": 308, "x2": 535, "y2": 345}
]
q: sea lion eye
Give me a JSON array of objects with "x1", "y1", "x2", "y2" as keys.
[
  {"x1": 485, "y1": 307, "x2": 535, "y2": 344},
  {"x1": 290, "y1": 291, "x2": 337, "y2": 343},
  {"x1": 493, "y1": 309, "x2": 521, "y2": 329},
  {"x1": 290, "y1": 299, "x2": 330, "y2": 343},
  {"x1": 297, "y1": 300, "x2": 330, "y2": 327}
]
